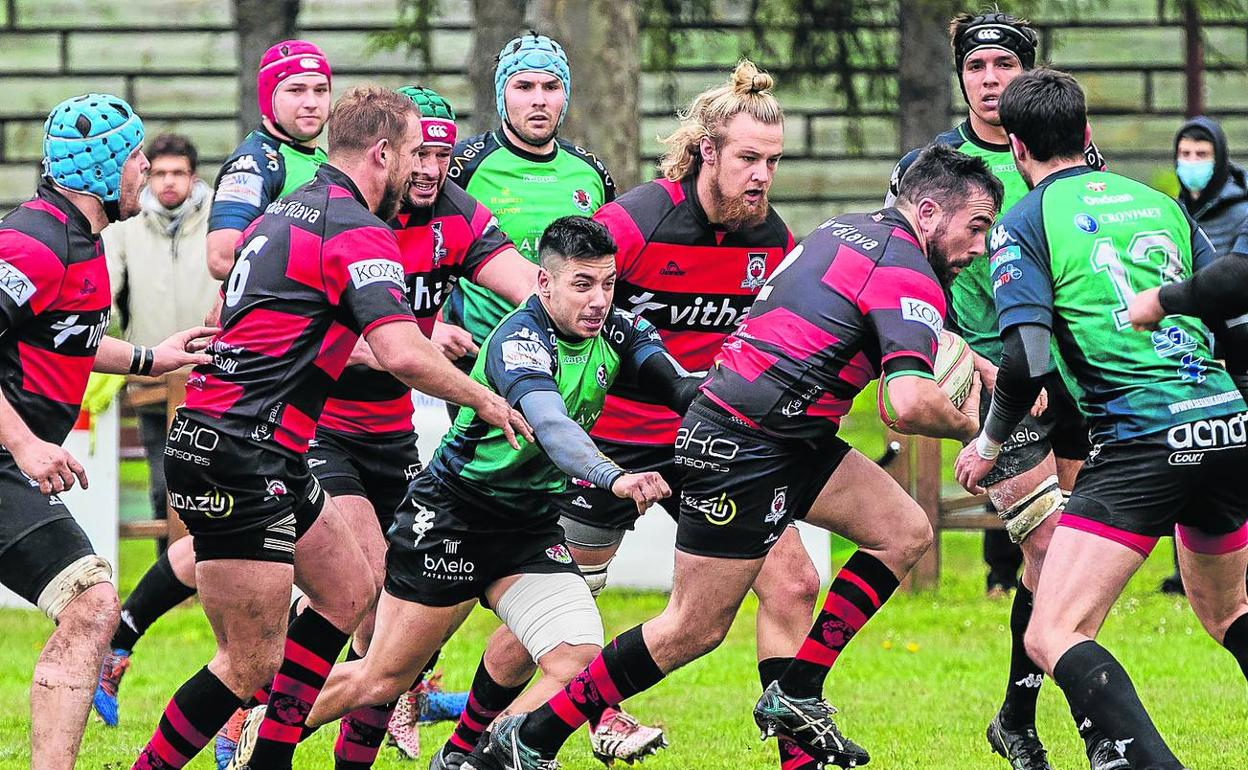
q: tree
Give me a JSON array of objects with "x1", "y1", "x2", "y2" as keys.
[
  {"x1": 467, "y1": 0, "x2": 527, "y2": 135},
  {"x1": 234, "y1": 0, "x2": 301, "y2": 137}
]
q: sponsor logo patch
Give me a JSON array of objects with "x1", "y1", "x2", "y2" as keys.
[
  {"x1": 572, "y1": 189, "x2": 592, "y2": 212},
  {"x1": 682, "y1": 492, "x2": 738, "y2": 526},
  {"x1": 741, "y1": 252, "x2": 768, "y2": 289},
  {"x1": 348, "y1": 258, "x2": 405, "y2": 289},
  {"x1": 215, "y1": 172, "x2": 264, "y2": 207},
  {"x1": 501, "y1": 338, "x2": 553, "y2": 373},
  {"x1": 990, "y1": 245, "x2": 1021, "y2": 272},
  {"x1": 1074, "y1": 213, "x2": 1098, "y2": 233},
  {"x1": 765, "y1": 487, "x2": 788, "y2": 524},
  {"x1": 0, "y1": 258, "x2": 36, "y2": 307},
  {"x1": 546, "y1": 544, "x2": 574, "y2": 564},
  {"x1": 900, "y1": 297, "x2": 943, "y2": 332},
  {"x1": 1151, "y1": 326, "x2": 1198, "y2": 359}
]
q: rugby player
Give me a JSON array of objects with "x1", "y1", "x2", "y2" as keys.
[
  {"x1": 295, "y1": 216, "x2": 698, "y2": 762},
  {"x1": 427, "y1": 59, "x2": 824, "y2": 770},
  {"x1": 440, "y1": 32, "x2": 614, "y2": 366},
  {"x1": 206, "y1": 40, "x2": 331, "y2": 279},
  {"x1": 0, "y1": 92, "x2": 211, "y2": 770},
  {"x1": 956, "y1": 68, "x2": 1248, "y2": 770},
  {"x1": 129, "y1": 86, "x2": 531, "y2": 770},
  {"x1": 480, "y1": 144, "x2": 1001, "y2": 770},
  {"x1": 886, "y1": 13, "x2": 1116, "y2": 768}
]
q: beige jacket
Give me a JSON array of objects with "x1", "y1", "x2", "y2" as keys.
[{"x1": 103, "y1": 180, "x2": 219, "y2": 346}]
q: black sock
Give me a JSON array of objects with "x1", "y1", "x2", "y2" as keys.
[
  {"x1": 133, "y1": 666, "x2": 242, "y2": 769},
  {"x1": 1053, "y1": 641, "x2": 1183, "y2": 770},
  {"x1": 1069, "y1": 705, "x2": 1106, "y2": 755},
  {"x1": 998, "y1": 586, "x2": 1044, "y2": 728},
  {"x1": 780, "y1": 551, "x2": 899, "y2": 698},
  {"x1": 1223, "y1": 611, "x2": 1248, "y2": 680},
  {"x1": 112, "y1": 551, "x2": 196, "y2": 652},
  {"x1": 520, "y1": 625, "x2": 664, "y2": 753},
  {"x1": 760, "y1": 658, "x2": 816, "y2": 769},
  {"x1": 445, "y1": 657, "x2": 530, "y2": 756}
]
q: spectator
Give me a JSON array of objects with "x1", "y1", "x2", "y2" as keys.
[
  {"x1": 1176, "y1": 117, "x2": 1248, "y2": 256},
  {"x1": 103, "y1": 133, "x2": 218, "y2": 553}
]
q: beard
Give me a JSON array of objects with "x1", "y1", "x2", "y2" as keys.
[
  {"x1": 708, "y1": 168, "x2": 768, "y2": 232},
  {"x1": 926, "y1": 220, "x2": 957, "y2": 286},
  {"x1": 376, "y1": 163, "x2": 408, "y2": 221},
  {"x1": 508, "y1": 116, "x2": 557, "y2": 148}
]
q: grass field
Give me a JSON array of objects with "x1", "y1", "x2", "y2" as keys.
[{"x1": 1, "y1": 531, "x2": 1244, "y2": 770}]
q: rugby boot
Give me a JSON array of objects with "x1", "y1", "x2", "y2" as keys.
[
  {"x1": 223, "y1": 704, "x2": 265, "y2": 770},
  {"x1": 92, "y1": 648, "x2": 131, "y2": 726},
  {"x1": 387, "y1": 689, "x2": 422, "y2": 759},
  {"x1": 753, "y1": 680, "x2": 870, "y2": 768},
  {"x1": 1086, "y1": 737, "x2": 1131, "y2": 770},
  {"x1": 588, "y1": 707, "x2": 668, "y2": 765},
  {"x1": 986, "y1": 712, "x2": 1053, "y2": 770},
  {"x1": 214, "y1": 706, "x2": 248, "y2": 770},
  {"x1": 480, "y1": 714, "x2": 560, "y2": 770},
  {"x1": 429, "y1": 745, "x2": 471, "y2": 770}
]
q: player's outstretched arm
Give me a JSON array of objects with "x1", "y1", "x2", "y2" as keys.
[
  {"x1": 366, "y1": 320, "x2": 533, "y2": 448},
  {"x1": 636, "y1": 351, "x2": 704, "y2": 414},
  {"x1": 92, "y1": 330, "x2": 216, "y2": 376},
  {"x1": 517, "y1": 389, "x2": 670, "y2": 515},
  {"x1": 886, "y1": 372, "x2": 981, "y2": 442}
]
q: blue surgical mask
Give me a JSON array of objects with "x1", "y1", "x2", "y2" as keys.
[{"x1": 1177, "y1": 159, "x2": 1215, "y2": 193}]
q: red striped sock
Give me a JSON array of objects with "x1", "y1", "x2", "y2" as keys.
[
  {"x1": 519, "y1": 625, "x2": 664, "y2": 754},
  {"x1": 442, "y1": 657, "x2": 530, "y2": 757},
  {"x1": 780, "y1": 551, "x2": 899, "y2": 698},
  {"x1": 333, "y1": 701, "x2": 393, "y2": 769},
  {"x1": 248, "y1": 608, "x2": 349, "y2": 768},
  {"x1": 131, "y1": 667, "x2": 241, "y2": 770}
]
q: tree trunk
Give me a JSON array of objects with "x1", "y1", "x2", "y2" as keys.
[
  {"x1": 896, "y1": 0, "x2": 953, "y2": 153},
  {"x1": 469, "y1": 0, "x2": 528, "y2": 135},
  {"x1": 233, "y1": 0, "x2": 301, "y2": 137},
  {"x1": 532, "y1": 0, "x2": 641, "y2": 190},
  {"x1": 1182, "y1": 0, "x2": 1204, "y2": 118}
]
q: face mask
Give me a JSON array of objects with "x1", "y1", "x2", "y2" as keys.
[{"x1": 1176, "y1": 159, "x2": 1215, "y2": 193}]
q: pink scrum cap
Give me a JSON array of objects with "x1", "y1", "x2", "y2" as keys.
[{"x1": 256, "y1": 40, "x2": 332, "y2": 126}]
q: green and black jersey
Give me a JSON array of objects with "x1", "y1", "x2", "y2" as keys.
[{"x1": 444, "y1": 129, "x2": 615, "y2": 347}]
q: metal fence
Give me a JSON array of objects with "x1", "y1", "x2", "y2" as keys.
[{"x1": 1, "y1": 0, "x2": 1245, "y2": 232}]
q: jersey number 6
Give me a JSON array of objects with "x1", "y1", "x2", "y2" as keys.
[{"x1": 225, "y1": 235, "x2": 269, "y2": 308}]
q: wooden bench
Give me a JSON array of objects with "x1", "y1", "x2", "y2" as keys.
[{"x1": 117, "y1": 371, "x2": 189, "y2": 543}]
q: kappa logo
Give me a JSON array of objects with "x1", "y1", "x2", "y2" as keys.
[
  {"x1": 900, "y1": 297, "x2": 943, "y2": 333},
  {"x1": 411, "y1": 505, "x2": 436, "y2": 548},
  {"x1": 741, "y1": 253, "x2": 768, "y2": 289},
  {"x1": 226, "y1": 155, "x2": 261, "y2": 174},
  {"x1": 1015, "y1": 674, "x2": 1044, "y2": 689},
  {"x1": 349, "y1": 259, "x2": 404, "y2": 289},
  {"x1": 989, "y1": 227, "x2": 1014, "y2": 251}
]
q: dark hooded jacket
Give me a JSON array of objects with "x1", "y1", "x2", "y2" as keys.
[{"x1": 1176, "y1": 116, "x2": 1248, "y2": 257}]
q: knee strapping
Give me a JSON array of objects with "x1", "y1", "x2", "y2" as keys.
[
  {"x1": 558, "y1": 515, "x2": 625, "y2": 550},
  {"x1": 999, "y1": 475, "x2": 1061, "y2": 544},
  {"x1": 495, "y1": 572, "x2": 603, "y2": 661},
  {"x1": 579, "y1": 560, "x2": 611, "y2": 597},
  {"x1": 37, "y1": 554, "x2": 112, "y2": 621}
]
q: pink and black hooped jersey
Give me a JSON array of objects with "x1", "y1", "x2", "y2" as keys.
[
  {"x1": 319, "y1": 182, "x2": 512, "y2": 435},
  {"x1": 183, "y1": 164, "x2": 418, "y2": 455},
  {"x1": 0, "y1": 183, "x2": 111, "y2": 446},
  {"x1": 590, "y1": 176, "x2": 794, "y2": 445},
  {"x1": 702, "y1": 208, "x2": 944, "y2": 442}
]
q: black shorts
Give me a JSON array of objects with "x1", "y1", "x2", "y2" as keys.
[
  {"x1": 165, "y1": 412, "x2": 326, "y2": 564},
  {"x1": 674, "y1": 400, "x2": 851, "y2": 560},
  {"x1": 554, "y1": 440, "x2": 681, "y2": 532},
  {"x1": 1063, "y1": 412, "x2": 1248, "y2": 541},
  {"x1": 385, "y1": 471, "x2": 582, "y2": 607},
  {"x1": 308, "y1": 427, "x2": 421, "y2": 529},
  {"x1": 0, "y1": 453, "x2": 96, "y2": 606},
  {"x1": 979, "y1": 374, "x2": 1091, "y2": 488}
]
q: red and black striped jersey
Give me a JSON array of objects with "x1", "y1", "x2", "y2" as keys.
[
  {"x1": 320, "y1": 182, "x2": 512, "y2": 435},
  {"x1": 0, "y1": 183, "x2": 111, "y2": 446},
  {"x1": 183, "y1": 164, "x2": 418, "y2": 455},
  {"x1": 590, "y1": 176, "x2": 794, "y2": 445},
  {"x1": 702, "y1": 209, "x2": 944, "y2": 442}
]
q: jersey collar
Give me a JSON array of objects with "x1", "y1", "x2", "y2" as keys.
[
  {"x1": 1035, "y1": 164, "x2": 1094, "y2": 188},
  {"x1": 257, "y1": 125, "x2": 322, "y2": 156},
  {"x1": 37, "y1": 180, "x2": 97, "y2": 240},
  {"x1": 957, "y1": 119, "x2": 1011, "y2": 153},
  {"x1": 495, "y1": 127, "x2": 559, "y2": 163},
  {"x1": 317, "y1": 163, "x2": 369, "y2": 208}
]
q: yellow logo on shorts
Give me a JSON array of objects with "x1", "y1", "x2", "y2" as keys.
[{"x1": 683, "y1": 492, "x2": 737, "y2": 526}]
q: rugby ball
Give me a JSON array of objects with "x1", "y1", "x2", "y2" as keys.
[{"x1": 877, "y1": 330, "x2": 975, "y2": 425}]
